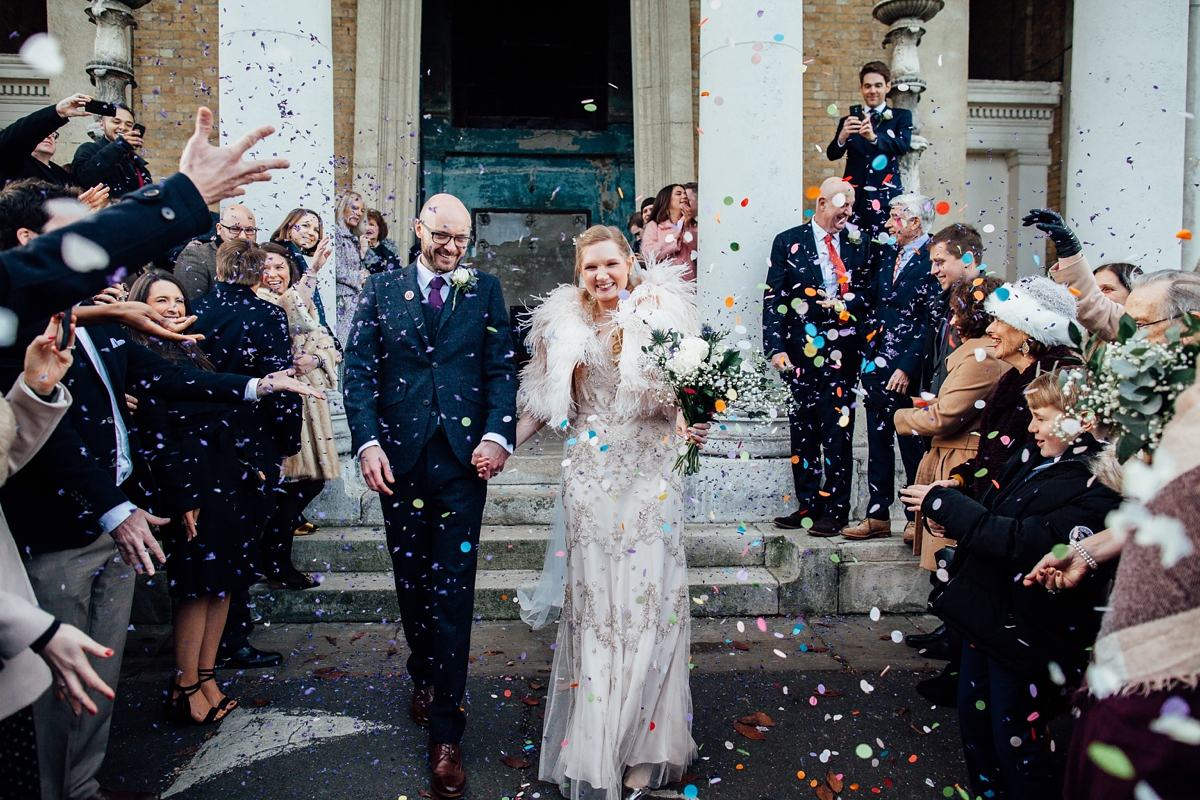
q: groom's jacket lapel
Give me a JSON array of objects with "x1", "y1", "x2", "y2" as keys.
[{"x1": 396, "y1": 264, "x2": 430, "y2": 349}]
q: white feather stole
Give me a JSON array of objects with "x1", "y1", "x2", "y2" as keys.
[{"x1": 517, "y1": 262, "x2": 700, "y2": 427}]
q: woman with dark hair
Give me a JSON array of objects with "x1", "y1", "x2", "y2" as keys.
[
  {"x1": 253, "y1": 244, "x2": 341, "y2": 589},
  {"x1": 124, "y1": 272, "x2": 259, "y2": 725},
  {"x1": 640, "y1": 184, "x2": 697, "y2": 280},
  {"x1": 362, "y1": 208, "x2": 404, "y2": 275},
  {"x1": 269, "y1": 208, "x2": 334, "y2": 332},
  {"x1": 1092, "y1": 261, "x2": 1141, "y2": 304}
]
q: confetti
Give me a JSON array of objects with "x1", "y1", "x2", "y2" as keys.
[
  {"x1": 61, "y1": 234, "x2": 109, "y2": 272},
  {"x1": 935, "y1": 201, "x2": 951, "y2": 215},
  {"x1": 1177, "y1": 229, "x2": 1193, "y2": 240},
  {"x1": 19, "y1": 33, "x2": 64, "y2": 76}
]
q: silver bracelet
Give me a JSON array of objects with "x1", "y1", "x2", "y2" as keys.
[{"x1": 1071, "y1": 540, "x2": 1099, "y2": 572}]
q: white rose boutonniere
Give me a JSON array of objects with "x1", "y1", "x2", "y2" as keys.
[
  {"x1": 846, "y1": 228, "x2": 862, "y2": 245},
  {"x1": 882, "y1": 108, "x2": 893, "y2": 121},
  {"x1": 448, "y1": 267, "x2": 478, "y2": 309}
]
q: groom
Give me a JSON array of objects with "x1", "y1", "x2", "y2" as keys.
[{"x1": 344, "y1": 193, "x2": 516, "y2": 799}]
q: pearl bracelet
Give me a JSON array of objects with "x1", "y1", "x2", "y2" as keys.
[{"x1": 1071, "y1": 540, "x2": 1099, "y2": 572}]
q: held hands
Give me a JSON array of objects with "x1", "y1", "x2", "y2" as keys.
[
  {"x1": 55, "y1": 93, "x2": 92, "y2": 119},
  {"x1": 900, "y1": 480, "x2": 959, "y2": 513},
  {"x1": 40, "y1": 623, "x2": 114, "y2": 717},
  {"x1": 23, "y1": 313, "x2": 74, "y2": 396},
  {"x1": 178, "y1": 106, "x2": 289, "y2": 205},
  {"x1": 1021, "y1": 209, "x2": 1081, "y2": 260},
  {"x1": 111, "y1": 508, "x2": 168, "y2": 575},
  {"x1": 472, "y1": 440, "x2": 510, "y2": 480},
  {"x1": 360, "y1": 445, "x2": 394, "y2": 496}
]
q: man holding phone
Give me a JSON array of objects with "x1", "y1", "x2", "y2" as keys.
[
  {"x1": 0, "y1": 93, "x2": 94, "y2": 186},
  {"x1": 71, "y1": 103, "x2": 152, "y2": 199},
  {"x1": 827, "y1": 62, "x2": 914, "y2": 239}
]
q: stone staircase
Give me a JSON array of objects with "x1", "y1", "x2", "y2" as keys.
[{"x1": 131, "y1": 417, "x2": 926, "y2": 625}]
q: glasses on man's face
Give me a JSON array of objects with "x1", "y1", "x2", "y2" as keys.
[
  {"x1": 220, "y1": 224, "x2": 259, "y2": 237},
  {"x1": 420, "y1": 223, "x2": 472, "y2": 249},
  {"x1": 48, "y1": 132, "x2": 59, "y2": 140},
  {"x1": 1135, "y1": 314, "x2": 1183, "y2": 330}
]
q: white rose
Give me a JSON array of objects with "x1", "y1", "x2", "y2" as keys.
[
  {"x1": 668, "y1": 337, "x2": 709, "y2": 374},
  {"x1": 846, "y1": 229, "x2": 862, "y2": 244},
  {"x1": 449, "y1": 267, "x2": 472, "y2": 287}
]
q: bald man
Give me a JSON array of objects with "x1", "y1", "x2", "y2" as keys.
[
  {"x1": 173, "y1": 203, "x2": 258, "y2": 300},
  {"x1": 763, "y1": 177, "x2": 874, "y2": 534},
  {"x1": 343, "y1": 193, "x2": 517, "y2": 798}
]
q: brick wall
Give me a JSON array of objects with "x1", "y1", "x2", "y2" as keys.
[
  {"x1": 331, "y1": 0, "x2": 358, "y2": 190},
  {"x1": 801, "y1": 0, "x2": 887, "y2": 202},
  {"x1": 131, "y1": 0, "x2": 220, "y2": 184}
]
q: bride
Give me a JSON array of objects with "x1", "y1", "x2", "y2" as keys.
[{"x1": 510, "y1": 225, "x2": 707, "y2": 800}]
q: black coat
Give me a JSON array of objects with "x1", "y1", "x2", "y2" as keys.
[
  {"x1": 761, "y1": 222, "x2": 873, "y2": 378},
  {"x1": 191, "y1": 283, "x2": 302, "y2": 477},
  {"x1": 71, "y1": 137, "x2": 151, "y2": 199},
  {"x1": 826, "y1": 105, "x2": 913, "y2": 225},
  {"x1": 0, "y1": 325, "x2": 253, "y2": 556},
  {"x1": 924, "y1": 433, "x2": 1122, "y2": 682},
  {"x1": 0, "y1": 174, "x2": 210, "y2": 329},
  {"x1": 0, "y1": 104, "x2": 73, "y2": 186},
  {"x1": 863, "y1": 243, "x2": 939, "y2": 383},
  {"x1": 343, "y1": 262, "x2": 517, "y2": 475}
]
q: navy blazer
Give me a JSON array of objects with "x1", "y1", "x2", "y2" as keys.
[
  {"x1": 864, "y1": 242, "x2": 939, "y2": 382},
  {"x1": 826, "y1": 106, "x2": 913, "y2": 216},
  {"x1": 343, "y1": 262, "x2": 517, "y2": 476},
  {"x1": 0, "y1": 104, "x2": 72, "y2": 185},
  {"x1": 0, "y1": 325, "x2": 253, "y2": 556},
  {"x1": 762, "y1": 222, "x2": 873, "y2": 377},
  {"x1": 191, "y1": 283, "x2": 302, "y2": 475}
]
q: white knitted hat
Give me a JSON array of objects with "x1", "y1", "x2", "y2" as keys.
[{"x1": 984, "y1": 276, "x2": 1077, "y2": 347}]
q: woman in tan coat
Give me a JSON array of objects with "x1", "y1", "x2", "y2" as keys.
[{"x1": 894, "y1": 277, "x2": 1010, "y2": 570}]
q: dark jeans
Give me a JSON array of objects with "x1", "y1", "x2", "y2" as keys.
[
  {"x1": 381, "y1": 427, "x2": 487, "y2": 744},
  {"x1": 786, "y1": 365, "x2": 859, "y2": 520},
  {"x1": 863, "y1": 374, "x2": 923, "y2": 520},
  {"x1": 261, "y1": 478, "x2": 325, "y2": 576},
  {"x1": 957, "y1": 641, "x2": 1062, "y2": 799}
]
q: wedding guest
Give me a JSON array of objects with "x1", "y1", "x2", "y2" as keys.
[
  {"x1": 1093, "y1": 261, "x2": 1141, "y2": 304},
  {"x1": 174, "y1": 203, "x2": 258, "y2": 300},
  {"x1": 627, "y1": 210, "x2": 644, "y2": 254},
  {"x1": 363, "y1": 208, "x2": 404, "y2": 275},
  {"x1": 921, "y1": 223, "x2": 983, "y2": 397},
  {"x1": 71, "y1": 103, "x2": 152, "y2": 198},
  {"x1": 903, "y1": 371, "x2": 1123, "y2": 800},
  {"x1": 0, "y1": 93, "x2": 92, "y2": 185},
  {"x1": 269, "y1": 207, "x2": 335, "y2": 334},
  {"x1": 334, "y1": 190, "x2": 368, "y2": 345},
  {"x1": 641, "y1": 184, "x2": 697, "y2": 280},
  {"x1": 255, "y1": 243, "x2": 341, "y2": 589}
]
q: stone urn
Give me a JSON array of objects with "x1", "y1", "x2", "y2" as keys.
[
  {"x1": 86, "y1": 0, "x2": 154, "y2": 103},
  {"x1": 872, "y1": 0, "x2": 945, "y2": 26}
]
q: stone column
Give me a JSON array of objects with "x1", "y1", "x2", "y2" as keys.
[
  {"x1": 631, "y1": 0, "x2": 695, "y2": 199},
  {"x1": 219, "y1": 0, "x2": 337, "y2": 314},
  {"x1": 85, "y1": 0, "x2": 152, "y2": 106},
  {"x1": 1066, "y1": 0, "x2": 1189, "y2": 271},
  {"x1": 916, "y1": 0, "x2": 968, "y2": 223},
  {"x1": 872, "y1": 0, "x2": 945, "y2": 195},
  {"x1": 352, "y1": 0, "x2": 422, "y2": 248},
  {"x1": 1183, "y1": 0, "x2": 1200, "y2": 271}
]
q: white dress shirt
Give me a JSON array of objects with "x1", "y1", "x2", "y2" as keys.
[
  {"x1": 356, "y1": 255, "x2": 512, "y2": 459},
  {"x1": 809, "y1": 219, "x2": 842, "y2": 297}
]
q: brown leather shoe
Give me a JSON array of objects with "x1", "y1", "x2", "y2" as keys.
[
  {"x1": 410, "y1": 685, "x2": 434, "y2": 728},
  {"x1": 841, "y1": 518, "x2": 892, "y2": 540},
  {"x1": 429, "y1": 741, "x2": 466, "y2": 798},
  {"x1": 902, "y1": 520, "x2": 917, "y2": 543}
]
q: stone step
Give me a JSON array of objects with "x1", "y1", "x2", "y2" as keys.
[
  {"x1": 481, "y1": 484, "x2": 559, "y2": 525},
  {"x1": 291, "y1": 524, "x2": 773, "y2": 573},
  {"x1": 487, "y1": 454, "x2": 564, "y2": 486},
  {"x1": 249, "y1": 566, "x2": 782, "y2": 623}
]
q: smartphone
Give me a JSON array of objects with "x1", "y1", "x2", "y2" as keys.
[
  {"x1": 84, "y1": 100, "x2": 118, "y2": 117},
  {"x1": 849, "y1": 104, "x2": 864, "y2": 120},
  {"x1": 132, "y1": 123, "x2": 145, "y2": 138},
  {"x1": 55, "y1": 310, "x2": 72, "y2": 351}
]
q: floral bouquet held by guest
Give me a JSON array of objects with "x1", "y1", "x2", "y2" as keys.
[{"x1": 643, "y1": 325, "x2": 791, "y2": 474}]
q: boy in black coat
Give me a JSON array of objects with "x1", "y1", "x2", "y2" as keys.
[{"x1": 902, "y1": 371, "x2": 1123, "y2": 799}]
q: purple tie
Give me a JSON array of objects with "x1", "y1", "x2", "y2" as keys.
[{"x1": 428, "y1": 275, "x2": 446, "y2": 311}]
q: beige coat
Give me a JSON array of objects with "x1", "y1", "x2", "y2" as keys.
[
  {"x1": 1049, "y1": 252, "x2": 1123, "y2": 342},
  {"x1": 257, "y1": 287, "x2": 342, "y2": 481},
  {"x1": 894, "y1": 337, "x2": 1010, "y2": 569},
  {"x1": 0, "y1": 378, "x2": 71, "y2": 721}
]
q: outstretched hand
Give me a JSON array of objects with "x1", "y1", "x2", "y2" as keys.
[
  {"x1": 73, "y1": 302, "x2": 204, "y2": 344},
  {"x1": 23, "y1": 313, "x2": 74, "y2": 395},
  {"x1": 259, "y1": 369, "x2": 328, "y2": 399},
  {"x1": 40, "y1": 623, "x2": 114, "y2": 717},
  {"x1": 1021, "y1": 209, "x2": 1081, "y2": 260},
  {"x1": 178, "y1": 106, "x2": 290, "y2": 205}
]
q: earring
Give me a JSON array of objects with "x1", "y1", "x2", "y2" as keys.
[{"x1": 1019, "y1": 339, "x2": 1032, "y2": 356}]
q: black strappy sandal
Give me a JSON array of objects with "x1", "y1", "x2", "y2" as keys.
[
  {"x1": 198, "y1": 668, "x2": 239, "y2": 714},
  {"x1": 165, "y1": 679, "x2": 222, "y2": 726}
]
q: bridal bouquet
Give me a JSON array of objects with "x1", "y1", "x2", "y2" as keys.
[
  {"x1": 643, "y1": 325, "x2": 793, "y2": 475},
  {"x1": 1060, "y1": 313, "x2": 1200, "y2": 462}
]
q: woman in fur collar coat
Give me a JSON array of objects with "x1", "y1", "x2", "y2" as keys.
[{"x1": 508, "y1": 226, "x2": 705, "y2": 800}]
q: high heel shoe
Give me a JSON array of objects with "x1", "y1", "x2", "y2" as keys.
[
  {"x1": 197, "y1": 668, "x2": 239, "y2": 714},
  {"x1": 264, "y1": 568, "x2": 318, "y2": 590},
  {"x1": 165, "y1": 679, "x2": 223, "y2": 725}
]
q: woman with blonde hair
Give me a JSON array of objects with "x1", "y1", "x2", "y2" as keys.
[
  {"x1": 333, "y1": 190, "x2": 367, "y2": 345},
  {"x1": 507, "y1": 227, "x2": 707, "y2": 800}
]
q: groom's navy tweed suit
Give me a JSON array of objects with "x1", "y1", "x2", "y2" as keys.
[{"x1": 344, "y1": 261, "x2": 516, "y2": 743}]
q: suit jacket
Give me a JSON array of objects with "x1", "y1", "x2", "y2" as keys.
[
  {"x1": 344, "y1": 262, "x2": 517, "y2": 475},
  {"x1": 191, "y1": 283, "x2": 302, "y2": 476},
  {"x1": 0, "y1": 104, "x2": 73, "y2": 186},
  {"x1": 0, "y1": 378, "x2": 70, "y2": 721},
  {"x1": 864, "y1": 242, "x2": 939, "y2": 382},
  {"x1": 761, "y1": 222, "x2": 873, "y2": 376},
  {"x1": 0, "y1": 325, "x2": 252, "y2": 556},
  {"x1": 173, "y1": 238, "x2": 219, "y2": 301},
  {"x1": 0, "y1": 173, "x2": 212, "y2": 329},
  {"x1": 71, "y1": 137, "x2": 151, "y2": 199},
  {"x1": 826, "y1": 106, "x2": 913, "y2": 216}
]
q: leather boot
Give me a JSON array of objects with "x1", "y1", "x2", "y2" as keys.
[
  {"x1": 840, "y1": 518, "x2": 892, "y2": 539},
  {"x1": 410, "y1": 685, "x2": 434, "y2": 728},
  {"x1": 429, "y1": 741, "x2": 466, "y2": 798}
]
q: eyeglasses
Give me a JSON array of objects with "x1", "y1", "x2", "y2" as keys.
[
  {"x1": 1135, "y1": 314, "x2": 1183, "y2": 330},
  {"x1": 48, "y1": 132, "x2": 59, "y2": 140},
  {"x1": 220, "y1": 224, "x2": 259, "y2": 236},
  {"x1": 418, "y1": 219, "x2": 472, "y2": 248}
]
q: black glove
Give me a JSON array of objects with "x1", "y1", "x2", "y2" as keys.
[{"x1": 1021, "y1": 208, "x2": 1081, "y2": 259}]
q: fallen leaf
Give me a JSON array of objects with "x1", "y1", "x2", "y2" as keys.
[
  {"x1": 738, "y1": 712, "x2": 775, "y2": 727},
  {"x1": 314, "y1": 668, "x2": 348, "y2": 679},
  {"x1": 350, "y1": 632, "x2": 365, "y2": 642},
  {"x1": 386, "y1": 646, "x2": 399, "y2": 658},
  {"x1": 529, "y1": 681, "x2": 546, "y2": 690},
  {"x1": 813, "y1": 688, "x2": 844, "y2": 697},
  {"x1": 521, "y1": 695, "x2": 540, "y2": 706},
  {"x1": 810, "y1": 646, "x2": 829, "y2": 653},
  {"x1": 729, "y1": 641, "x2": 750, "y2": 651},
  {"x1": 826, "y1": 769, "x2": 843, "y2": 792},
  {"x1": 732, "y1": 721, "x2": 766, "y2": 740},
  {"x1": 419, "y1": 791, "x2": 433, "y2": 798},
  {"x1": 250, "y1": 697, "x2": 271, "y2": 708},
  {"x1": 910, "y1": 724, "x2": 929, "y2": 735},
  {"x1": 483, "y1": 650, "x2": 504, "y2": 656},
  {"x1": 894, "y1": 707, "x2": 909, "y2": 716},
  {"x1": 324, "y1": 636, "x2": 338, "y2": 646},
  {"x1": 816, "y1": 784, "x2": 834, "y2": 800},
  {"x1": 500, "y1": 755, "x2": 532, "y2": 769}
]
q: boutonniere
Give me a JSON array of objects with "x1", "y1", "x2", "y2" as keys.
[
  {"x1": 448, "y1": 267, "x2": 478, "y2": 309},
  {"x1": 881, "y1": 108, "x2": 893, "y2": 121},
  {"x1": 846, "y1": 228, "x2": 862, "y2": 245}
]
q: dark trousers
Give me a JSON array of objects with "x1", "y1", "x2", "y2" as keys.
[
  {"x1": 381, "y1": 427, "x2": 487, "y2": 744},
  {"x1": 786, "y1": 365, "x2": 858, "y2": 520},
  {"x1": 261, "y1": 478, "x2": 325, "y2": 575},
  {"x1": 863, "y1": 374, "x2": 923, "y2": 520},
  {"x1": 957, "y1": 642, "x2": 1061, "y2": 799},
  {"x1": 221, "y1": 479, "x2": 283, "y2": 653}
]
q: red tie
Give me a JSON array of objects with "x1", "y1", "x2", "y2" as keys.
[
  {"x1": 893, "y1": 251, "x2": 905, "y2": 282},
  {"x1": 823, "y1": 234, "x2": 848, "y2": 296}
]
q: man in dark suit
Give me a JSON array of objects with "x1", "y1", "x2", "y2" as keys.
[
  {"x1": 843, "y1": 194, "x2": 940, "y2": 541},
  {"x1": 763, "y1": 177, "x2": 873, "y2": 535},
  {"x1": 345, "y1": 193, "x2": 516, "y2": 799},
  {"x1": 0, "y1": 92, "x2": 93, "y2": 186},
  {"x1": 827, "y1": 61, "x2": 914, "y2": 238},
  {"x1": 71, "y1": 103, "x2": 152, "y2": 199}
]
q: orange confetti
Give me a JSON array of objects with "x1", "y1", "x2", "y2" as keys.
[
  {"x1": 935, "y1": 201, "x2": 951, "y2": 215},
  {"x1": 701, "y1": 91, "x2": 710, "y2": 96},
  {"x1": 797, "y1": 770, "x2": 806, "y2": 780},
  {"x1": 714, "y1": 399, "x2": 727, "y2": 412},
  {"x1": 500, "y1": 594, "x2": 508, "y2": 600},
  {"x1": 850, "y1": 784, "x2": 860, "y2": 790},
  {"x1": 715, "y1": 213, "x2": 721, "y2": 223},
  {"x1": 836, "y1": 386, "x2": 843, "y2": 397},
  {"x1": 1178, "y1": 229, "x2": 1193, "y2": 240},
  {"x1": 696, "y1": 127, "x2": 705, "y2": 134},
  {"x1": 1068, "y1": 287, "x2": 1082, "y2": 296},
  {"x1": 504, "y1": 689, "x2": 512, "y2": 697},
  {"x1": 804, "y1": 287, "x2": 818, "y2": 296},
  {"x1": 805, "y1": 186, "x2": 821, "y2": 200},
  {"x1": 791, "y1": 455, "x2": 800, "y2": 464},
  {"x1": 736, "y1": 764, "x2": 744, "y2": 770},
  {"x1": 973, "y1": 290, "x2": 985, "y2": 301},
  {"x1": 699, "y1": 16, "x2": 709, "y2": 24},
  {"x1": 908, "y1": 754, "x2": 918, "y2": 763},
  {"x1": 725, "y1": 296, "x2": 735, "y2": 308}
]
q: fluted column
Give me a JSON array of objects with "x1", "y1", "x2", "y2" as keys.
[
  {"x1": 352, "y1": 0, "x2": 422, "y2": 248},
  {"x1": 631, "y1": 0, "x2": 695, "y2": 199},
  {"x1": 86, "y1": 0, "x2": 150, "y2": 105}
]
